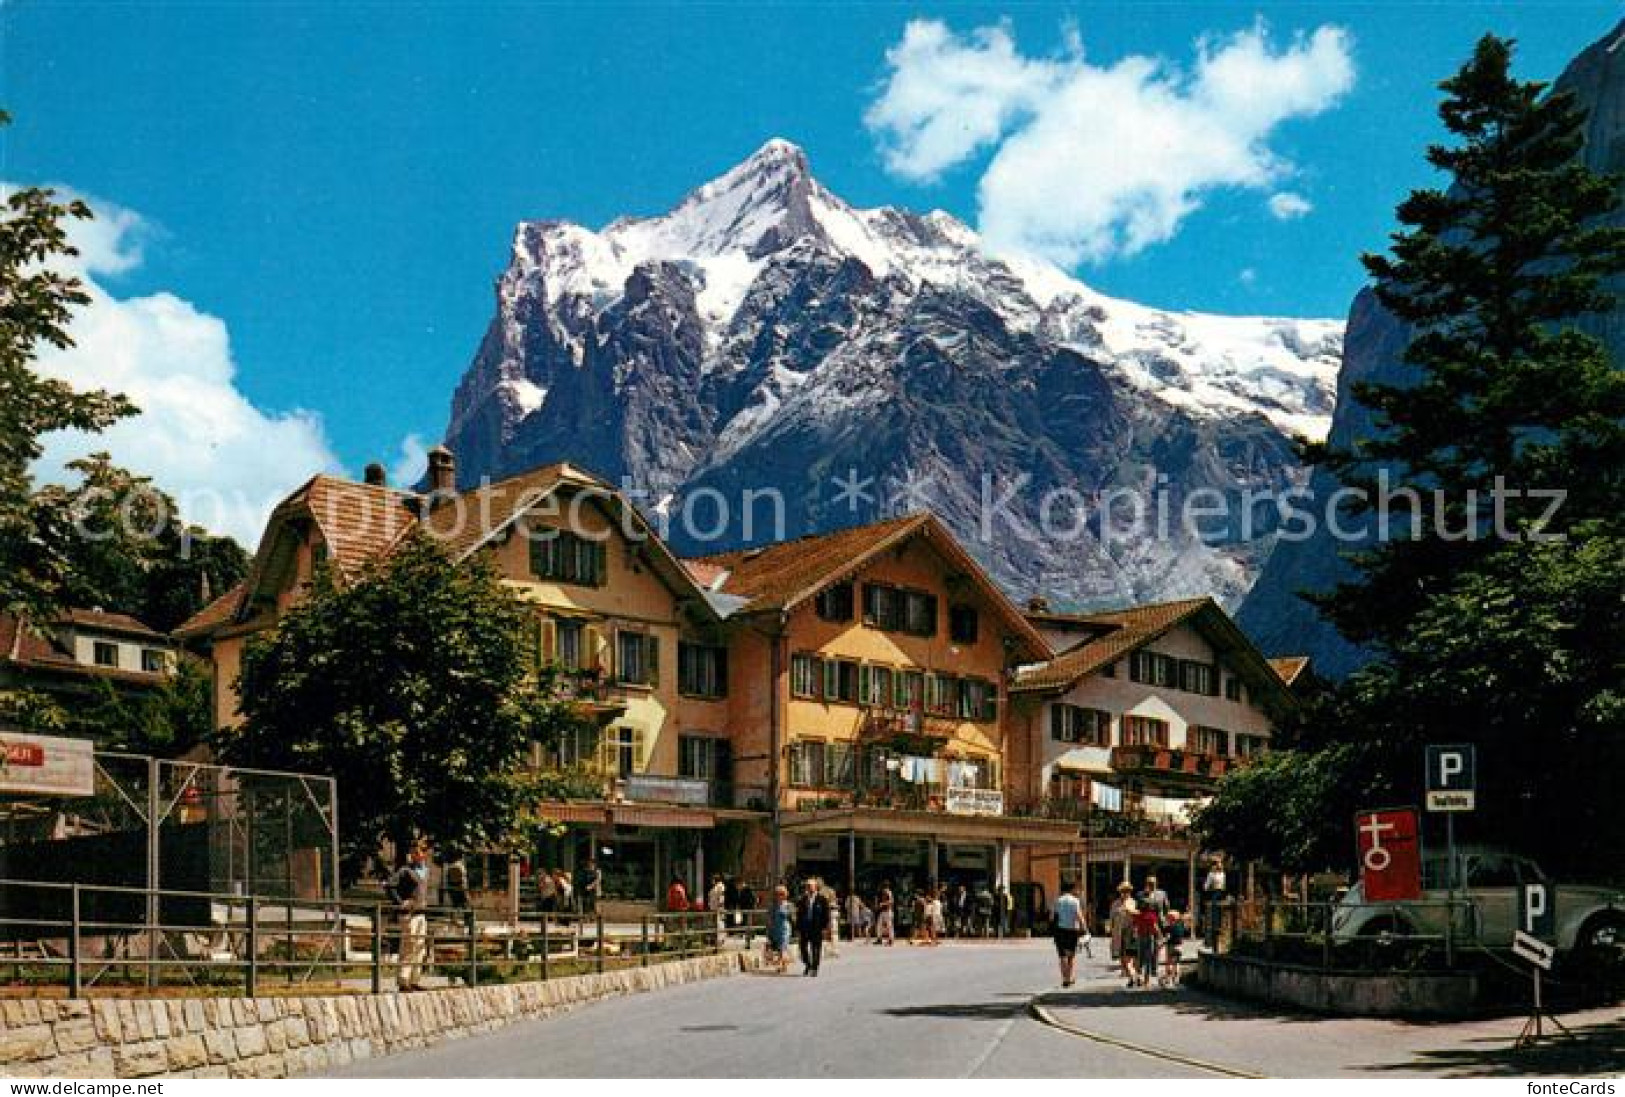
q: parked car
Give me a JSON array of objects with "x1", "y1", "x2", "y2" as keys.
[{"x1": 1331, "y1": 846, "x2": 1625, "y2": 958}]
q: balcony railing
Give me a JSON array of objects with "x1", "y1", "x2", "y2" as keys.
[{"x1": 1109, "y1": 743, "x2": 1232, "y2": 782}]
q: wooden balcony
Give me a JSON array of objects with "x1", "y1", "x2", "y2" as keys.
[{"x1": 1109, "y1": 743, "x2": 1231, "y2": 785}]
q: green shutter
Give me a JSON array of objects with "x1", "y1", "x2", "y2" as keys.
[
  {"x1": 823, "y1": 659, "x2": 839, "y2": 702},
  {"x1": 858, "y1": 664, "x2": 872, "y2": 707},
  {"x1": 982, "y1": 682, "x2": 998, "y2": 723}
]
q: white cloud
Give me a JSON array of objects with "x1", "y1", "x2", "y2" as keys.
[
  {"x1": 866, "y1": 19, "x2": 1354, "y2": 265},
  {"x1": 1268, "y1": 191, "x2": 1313, "y2": 220},
  {"x1": 23, "y1": 187, "x2": 343, "y2": 547},
  {"x1": 389, "y1": 433, "x2": 429, "y2": 490}
]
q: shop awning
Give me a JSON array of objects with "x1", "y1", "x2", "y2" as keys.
[
  {"x1": 781, "y1": 807, "x2": 1081, "y2": 846},
  {"x1": 538, "y1": 801, "x2": 717, "y2": 829}
]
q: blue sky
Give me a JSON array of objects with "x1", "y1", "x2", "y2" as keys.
[{"x1": 2, "y1": 2, "x2": 1620, "y2": 537}]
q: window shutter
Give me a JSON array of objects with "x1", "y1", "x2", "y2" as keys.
[
  {"x1": 858, "y1": 665, "x2": 872, "y2": 707},
  {"x1": 982, "y1": 685, "x2": 998, "y2": 723},
  {"x1": 1050, "y1": 705, "x2": 1063, "y2": 740},
  {"x1": 584, "y1": 625, "x2": 604, "y2": 671},
  {"x1": 536, "y1": 616, "x2": 557, "y2": 669},
  {"x1": 823, "y1": 659, "x2": 839, "y2": 701},
  {"x1": 715, "y1": 648, "x2": 728, "y2": 697}
]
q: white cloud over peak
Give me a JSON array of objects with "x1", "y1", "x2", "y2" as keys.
[
  {"x1": 1268, "y1": 191, "x2": 1314, "y2": 220},
  {"x1": 23, "y1": 186, "x2": 343, "y2": 547},
  {"x1": 865, "y1": 19, "x2": 1354, "y2": 265}
]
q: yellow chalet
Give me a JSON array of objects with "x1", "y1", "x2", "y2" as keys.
[
  {"x1": 177, "y1": 448, "x2": 748, "y2": 905},
  {"x1": 684, "y1": 514, "x2": 1079, "y2": 900}
]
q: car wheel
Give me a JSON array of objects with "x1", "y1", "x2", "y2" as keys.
[{"x1": 1358, "y1": 916, "x2": 1413, "y2": 945}]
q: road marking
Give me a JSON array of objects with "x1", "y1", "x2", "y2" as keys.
[
  {"x1": 961, "y1": 1010, "x2": 1021, "y2": 1077},
  {"x1": 1027, "y1": 997, "x2": 1268, "y2": 1079}
]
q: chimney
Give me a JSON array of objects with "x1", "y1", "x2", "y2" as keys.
[
  {"x1": 363, "y1": 462, "x2": 387, "y2": 487},
  {"x1": 426, "y1": 445, "x2": 456, "y2": 494}
]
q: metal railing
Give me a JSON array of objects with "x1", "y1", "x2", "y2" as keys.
[
  {"x1": 1205, "y1": 896, "x2": 1483, "y2": 972},
  {"x1": 0, "y1": 878, "x2": 740, "y2": 997}
]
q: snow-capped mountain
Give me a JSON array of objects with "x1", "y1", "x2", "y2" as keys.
[{"x1": 442, "y1": 139, "x2": 1343, "y2": 609}]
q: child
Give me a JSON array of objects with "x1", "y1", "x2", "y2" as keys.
[{"x1": 765, "y1": 885, "x2": 792, "y2": 974}]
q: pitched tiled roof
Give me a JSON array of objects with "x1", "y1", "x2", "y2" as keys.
[
  {"x1": 1011, "y1": 597, "x2": 1211, "y2": 693},
  {"x1": 689, "y1": 514, "x2": 929, "y2": 612},
  {"x1": 295, "y1": 476, "x2": 421, "y2": 574},
  {"x1": 0, "y1": 612, "x2": 168, "y2": 685},
  {"x1": 687, "y1": 512, "x2": 1049, "y2": 659},
  {"x1": 420, "y1": 462, "x2": 583, "y2": 561},
  {"x1": 1269, "y1": 656, "x2": 1311, "y2": 686},
  {"x1": 173, "y1": 582, "x2": 248, "y2": 639}
]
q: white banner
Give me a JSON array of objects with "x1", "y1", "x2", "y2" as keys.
[{"x1": 0, "y1": 731, "x2": 95, "y2": 797}]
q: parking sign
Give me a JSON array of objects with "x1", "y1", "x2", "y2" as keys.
[
  {"x1": 1521, "y1": 881, "x2": 1557, "y2": 942},
  {"x1": 1425, "y1": 744, "x2": 1476, "y2": 812},
  {"x1": 1354, "y1": 808, "x2": 1422, "y2": 901}
]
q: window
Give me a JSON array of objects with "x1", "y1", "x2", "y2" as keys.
[
  {"x1": 1224, "y1": 676, "x2": 1244, "y2": 703},
  {"x1": 678, "y1": 642, "x2": 727, "y2": 698},
  {"x1": 862, "y1": 665, "x2": 894, "y2": 708},
  {"x1": 863, "y1": 584, "x2": 901, "y2": 630},
  {"x1": 862, "y1": 583, "x2": 937, "y2": 636},
  {"x1": 555, "y1": 725, "x2": 603, "y2": 768},
  {"x1": 1190, "y1": 725, "x2": 1230, "y2": 756},
  {"x1": 823, "y1": 659, "x2": 859, "y2": 704},
  {"x1": 1121, "y1": 715, "x2": 1170, "y2": 747},
  {"x1": 904, "y1": 591, "x2": 937, "y2": 637},
  {"x1": 789, "y1": 741, "x2": 828, "y2": 787},
  {"x1": 791, "y1": 654, "x2": 822, "y2": 699},
  {"x1": 605, "y1": 725, "x2": 642, "y2": 776},
  {"x1": 924, "y1": 672, "x2": 956, "y2": 716},
  {"x1": 140, "y1": 649, "x2": 166, "y2": 673},
  {"x1": 557, "y1": 620, "x2": 586, "y2": 671},
  {"x1": 824, "y1": 742, "x2": 857, "y2": 788},
  {"x1": 1234, "y1": 733, "x2": 1268, "y2": 759},
  {"x1": 895, "y1": 669, "x2": 924, "y2": 709},
  {"x1": 529, "y1": 530, "x2": 607, "y2": 586},
  {"x1": 1130, "y1": 650, "x2": 1179, "y2": 688},
  {"x1": 678, "y1": 735, "x2": 730, "y2": 783},
  {"x1": 616, "y1": 631, "x2": 659, "y2": 686},
  {"x1": 948, "y1": 605, "x2": 979, "y2": 644},
  {"x1": 1179, "y1": 660, "x2": 1218, "y2": 696},
  {"x1": 1051, "y1": 705, "x2": 1110, "y2": 745},
  {"x1": 958, "y1": 678, "x2": 997, "y2": 722},
  {"x1": 815, "y1": 582, "x2": 854, "y2": 622},
  {"x1": 93, "y1": 641, "x2": 118, "y2": 667}
]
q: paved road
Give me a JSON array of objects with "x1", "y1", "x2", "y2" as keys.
[{"x1": 325, "y1": 941, "x2": 1625, "y2": 1078}]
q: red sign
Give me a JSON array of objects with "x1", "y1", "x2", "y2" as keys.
[
  {"x1": 2, "y1": 741, "x2": 46, "y2": 767},
  {"x1": 1355, "y1": 808, "x2": 1422, "y2": 901}
]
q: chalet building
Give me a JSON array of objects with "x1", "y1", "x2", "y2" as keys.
[
  {"x1": 178, "y1": 450, "x2": 746, "y2": 906},
  {"x1": 0, "y1": 608, "x2": 177, "y2": 721},
  {"x1": 683, "y1": 514, "x2": 1080, "y2": 902},
  {"x1": 1007, "y1": 597, "x2": 1304, "y2": 923}
]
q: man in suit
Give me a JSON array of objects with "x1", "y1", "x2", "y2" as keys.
[{"x1": 795, "y1": 877, "x2": 832, "y2": 976}]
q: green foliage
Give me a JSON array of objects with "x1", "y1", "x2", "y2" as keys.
[
  {"x1": 1212, "y1": 37, "x2": 1625, "y2": 880},
  {"x1": 222, "y1": 535, "x2": 592, "y2": 882},
  {"x1": 70, "y1": 658, "x2": 215, "y2": 756},
  {"x1": 0, "y1": 118, "x2": 138, "y2": 621},
  {"x1": 31, "y1": 453, "x2": 249, "y2": 631}
]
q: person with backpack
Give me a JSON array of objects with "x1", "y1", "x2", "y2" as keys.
[{"x1": 392, "y1": 843, "x2": 431, "y2": 991}]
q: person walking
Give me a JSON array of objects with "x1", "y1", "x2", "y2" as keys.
[
  {"x1": 708, "y1": 874, "x2": 728, "y2": 939},
  {"x1": 1132, "y1": 887, "x2": 1163, "y2": 987},
  {"x1": 821, "y1": 881, "x2": 841, "y2": 958},
  {"x1": 794, "y1": 878, "x2": 831, "y2": 976},
  {"x1": 876, "y1": 884, "x2": 896, "y2": 946},
  {"x1": 765, "y1": 885, "x2": 792, "y2": 973},
  {"x1": 1051, "y1": 878, "x2": 1084, "y2": 987},
  {"x1": 1161, "y1": 910, "x2": 1189, "y2": 986},
  {"x1": 924, "y1": 888, "x2": 945, "y2": 946},
  {"x1": 392, "y1": 843, "x2": 431, "y2": 991},
  {"x1": 1109, "y1": 882, "x2": 1137, "y2": 986},
  {"x1": 993, "y1": 885, "x2": 1011, "y2": 938}
]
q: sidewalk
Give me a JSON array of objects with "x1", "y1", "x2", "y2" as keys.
[{"x1": 1038, "y1": 955, "x2": 1625, "y2": 1077}]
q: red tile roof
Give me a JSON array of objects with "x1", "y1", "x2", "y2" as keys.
[
  {"x1": 173, "y1": 582, "x2": 248, "y2": 639},
  {"x1": 687, "y1": 512, "x2": 1049, "y2": 660},
  {"x1": 0, "y1": 612, "x2": 169, "y2": 685},
  {"x1": 1011, "y1": 597, "x2": 1212, "y2": 693},
  {"x1": 57, "y1": 608, "x2": 164, "y2": 639}
]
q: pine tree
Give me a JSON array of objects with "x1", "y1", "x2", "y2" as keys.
[{"x1": 1308, "y1": 34, "x2": 1625, "y2": 652}]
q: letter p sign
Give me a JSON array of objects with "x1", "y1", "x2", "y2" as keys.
[
  {"x1": 1425, "y1": 744, "x2": 1477, "y2": 812},
  {"x1": 1522, "y1": 882, "x2": 1555, "y2": 941}
]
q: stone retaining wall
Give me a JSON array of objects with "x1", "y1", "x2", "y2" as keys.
[
  {"x1": 1197, "y1": 952, "x2": 1482, "y2": 1018},
  {"x1": 1, "y1": 952, "x2": 754, "y2": 1079}
]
